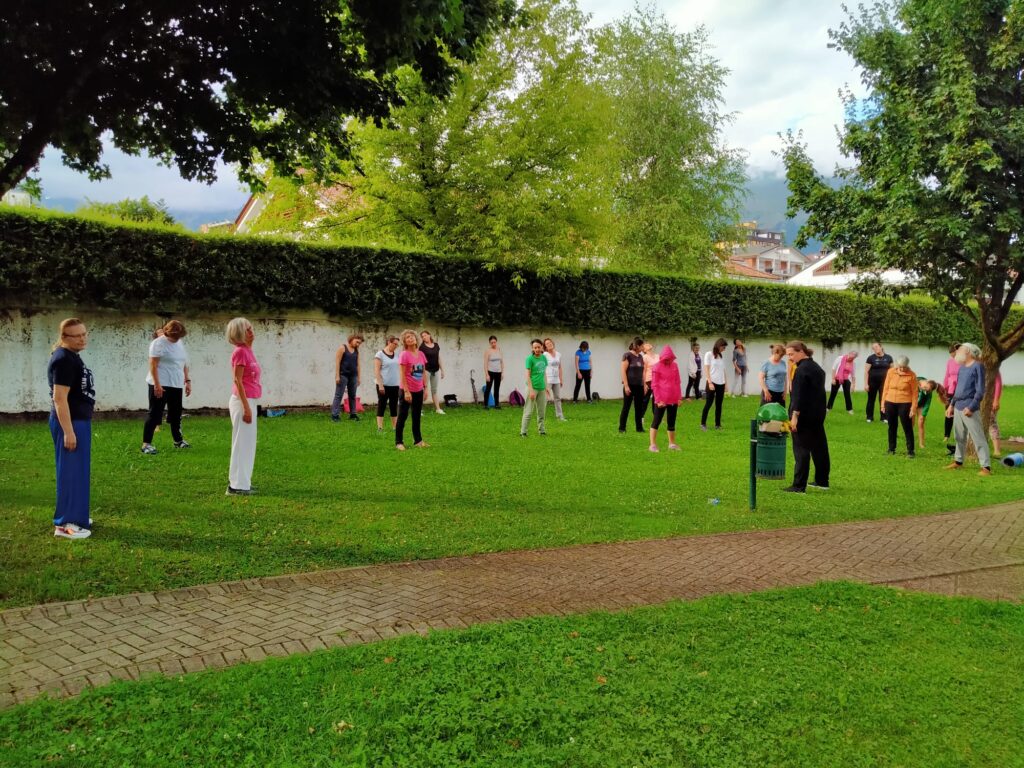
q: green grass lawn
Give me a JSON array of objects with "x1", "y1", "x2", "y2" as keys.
[
  {"x1": 2, "y1": 392, "x2": 1022, "y2": 608},
  {"x1": 1, "y1": 582, "x2": 1021, "y2": 767}
]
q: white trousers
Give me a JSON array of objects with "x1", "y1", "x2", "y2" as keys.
[{"x1": 229, "y1": 395, "x2": 259, "y2": 490}]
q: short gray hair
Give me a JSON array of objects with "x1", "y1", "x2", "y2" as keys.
[
  {"x1": 895, "y1": 355, "x2": 910, "y2": 368},
  {"x1": 961, "y1": 343, "x2": 981, "y2": 358},
  {"x1": 225, "y1": 317, "x2": 251, "y2": 345}
]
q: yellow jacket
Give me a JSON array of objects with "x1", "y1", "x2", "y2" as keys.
[{"x1": 882, "y1": 367, "x2": 917, "y2": 405}]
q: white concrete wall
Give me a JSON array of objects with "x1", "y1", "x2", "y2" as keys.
[{"x1": 3, "y1": 308, "x2": 1022, "y2": 413}]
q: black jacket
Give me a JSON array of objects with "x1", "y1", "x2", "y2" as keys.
[{"x1": 790, "y1": 357, "x2": 827, "y2": 424}]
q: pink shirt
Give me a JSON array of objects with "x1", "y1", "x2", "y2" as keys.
[
  {"x1": 834, "y1": 356, "x2": 854, "y2": 382},
  {"x1": 400, "y1": 350, "x2": 427, "y2": 393},
  {"x1": 231, "y1": 345, "x2": 262, "y2": 399},
  {"x1": 943, "y1": 358, "x2": 959, "y2": 396}
]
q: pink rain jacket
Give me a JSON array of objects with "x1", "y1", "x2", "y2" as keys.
[{"x1": 651, "y1": 345, "x2": 682, "y2": 404}]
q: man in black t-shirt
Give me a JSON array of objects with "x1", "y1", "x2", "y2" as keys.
[{"x1": 863, "y1": 342, "x2": 893, "y2": 422}]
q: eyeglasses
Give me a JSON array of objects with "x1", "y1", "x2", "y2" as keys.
[{"x1": 63, "y1": 332, "x2": 88, "y2": 339}]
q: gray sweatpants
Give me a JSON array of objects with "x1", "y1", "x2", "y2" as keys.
[
  {"x1": 521, "y1": 389, "x2": 547, "y2": 435},
  {"x1": 548, "y1": 383, "x2": 564, "y2": 419},
  {"x1": 953, "y1": 408, "x2": 991, "y2": 468}
]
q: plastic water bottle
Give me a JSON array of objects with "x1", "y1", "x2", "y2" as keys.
[{"x1": 707, "y1": 497, "x2": 720, "y2": 505}]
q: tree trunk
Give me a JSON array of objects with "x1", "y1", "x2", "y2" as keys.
[
  {"x1": 974, "y1": 343, "x2": 1002, "y2": 461},
  {"x1": 0, "y1": 121, "x2": 53, "y2": 198}
]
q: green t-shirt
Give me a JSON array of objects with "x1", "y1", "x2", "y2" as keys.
[
  {"x1": 525, "y1": 353, "x2": 547, "y2": 391},
  {"x1": 916, "y1": 376, "x2": 933, "y2": 416}
]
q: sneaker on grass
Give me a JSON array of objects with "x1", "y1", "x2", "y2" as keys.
[
  {"x1": 141, "y1": 443, "x2": 158, "y2": 455},
  {"x1": 54, "y1": 524, "x2": 91, "y2": 539},
  {"x1": 174, "y1": 439, "x2": 191, "y2": 449}
]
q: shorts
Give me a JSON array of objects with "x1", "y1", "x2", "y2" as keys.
[{"x1": 428, "y1": 370, "x2": 439, "y2": 394}]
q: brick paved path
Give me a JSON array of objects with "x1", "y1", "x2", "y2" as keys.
[{"x1": 3, "y1": 503, "x2": 1022, "y2": 708}]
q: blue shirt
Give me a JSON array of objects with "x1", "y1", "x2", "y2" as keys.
[
  {"x1": 575, "y1": 348, "x2": 592, "y2": 371},
  {"x1": 760, "y1": 359, "x2": 788, "y2": 393},
  {"x1": 951, "y1": 362, "x2": 984, "y2": 413}
]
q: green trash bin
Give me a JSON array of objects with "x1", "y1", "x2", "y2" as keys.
[
  {"x1": 756, "y1": 431, "x2": 788, "y2": 479},
  {"x1": 755, "y1": 403, "x2": 789, "y2": 480}
]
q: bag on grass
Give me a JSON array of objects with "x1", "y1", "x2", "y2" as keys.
[
  {"x1": 443, "y1": 394, "x2": 461, "y2": 408},
  {"x1": 343, "y1": 396, "x2": 364, "y2": 413},
  {"x1": 508, "y1": 388, "x2": 525, "y2": 407}
]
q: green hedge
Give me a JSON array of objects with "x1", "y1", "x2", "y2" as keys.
[{"x1": 0, "y1": 207, "x2": 997, "y2": 345}]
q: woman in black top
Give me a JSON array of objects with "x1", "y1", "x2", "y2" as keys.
[
  {"x1": 863, "y1": 342, "x2": 893, "y2": 423},
  {"x1": 48, "y1": 317, "x2": 96, "y2": 539},
  {"x1": 331, "y1": 333, "x2": 363, "y2": 421},
  {"x1": 619, "y1": 336, "x2": 646, "y2": 433},
  {"x1": 419, "y1": 330, "x2": 446, "y2": 415}
]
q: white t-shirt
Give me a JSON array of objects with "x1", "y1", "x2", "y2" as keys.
[
  {"x1": 544, "y1": 351, "x2": 562, "y2": 383},
  {"x1": 146, "y1": 336, "x2": 189, "y2": 388},
  {"x1": 375, "y1": 349, "x2": 402, "y2": 387},
  {"x1": 704, "y1": 351, "x2": 726, "y2": 386}
]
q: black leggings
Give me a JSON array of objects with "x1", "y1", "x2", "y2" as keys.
[
  {"x1": 377, "y1": 385, "x2": 400, "y2": 417},
  {"x1": 143, "y1": 385, "x2": 183, "y2": 443},
  {"x1": 483, "y1": 371, "x2": 502, "y2": 407},
  {"x1": 827, "y1": 380, "x2": 853, "y2": 411},
  {"x1": 685, "y1": 375, "x2": 701, "y2": 399},
  {"x1": 651, "y1": 403, "x2": 678, "y2": 431},
  {"x1": 762, "y1": 390, "x2": 786, "y2": 407},
  {"x1": 866, "y1": 375, "x2": 886, "y2": 420},
  {"x1": 885, "y1": 401, "x2": 914, "y2": 453},
  {"x1": 619, "y1": 380, "x2": 645, "y2": 432},
  {"x1": 396, "y1": 390, "x2": 424, "y2": 445},
  {"x1": 573, "y1": 370, "x2": 592, "y2": 402},
  {"x1": 944, "y1": 414, "x2": 955, "y2": 441},
  {"x1": 701, "y1": 385, "x2": 725, "y2": 427}
]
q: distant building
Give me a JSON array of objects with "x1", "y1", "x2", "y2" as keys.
[
  {"x1": 787, "y1": 252, "x2": 908, "y2": 289},
  {"x1": 724, "y1": 222, "x2": 808, "y2": 281},
  {"x1": 198, "y1": 220, "x2": 235, "y2": 234},
  {"x1": 725, "y1": 260, "x2": 785, "y2": 283},
  {"x1": 1, "y1": 190, "x2": 32, "y2": 207}
]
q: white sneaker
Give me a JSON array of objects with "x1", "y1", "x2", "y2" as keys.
[
  {"x1": 54, "y1": 524, "x2": 91, "y2": 540},
  {"x1": 436, "y1": 409, "x2": 446, "y2": 415},
  {"x1": 141, "y1": 443, "x2": 158, "y2": 455}
]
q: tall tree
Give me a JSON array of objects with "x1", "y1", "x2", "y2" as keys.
[
  {"x1": 781, "y1": 0, "x2": 1024, "y2": 424},
  {"x1": 0, "y1": 0, "x2": 514, "y2": 197},
  {"x1": 595, "y1": 8, "x2": 746, "y2": 275},
  {"x1": 335, "y1": 0, "x2": 613, "y2": 274},
  {"x1": 289, "y1": 1, "x2": 743, "y2": 276}
]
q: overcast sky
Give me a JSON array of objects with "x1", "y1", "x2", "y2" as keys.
[{"x1": 33, "y1": 0, "x2": 863, "y2": 214}]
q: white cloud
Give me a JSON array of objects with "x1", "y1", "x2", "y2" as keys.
[{"x1": 587, "y1": 0, "x2": 865, "y2": 175}]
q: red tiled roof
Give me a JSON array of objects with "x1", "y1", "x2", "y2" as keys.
[{"x1": 726, "y1": 261, "x2": 785, "y2": 281}]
